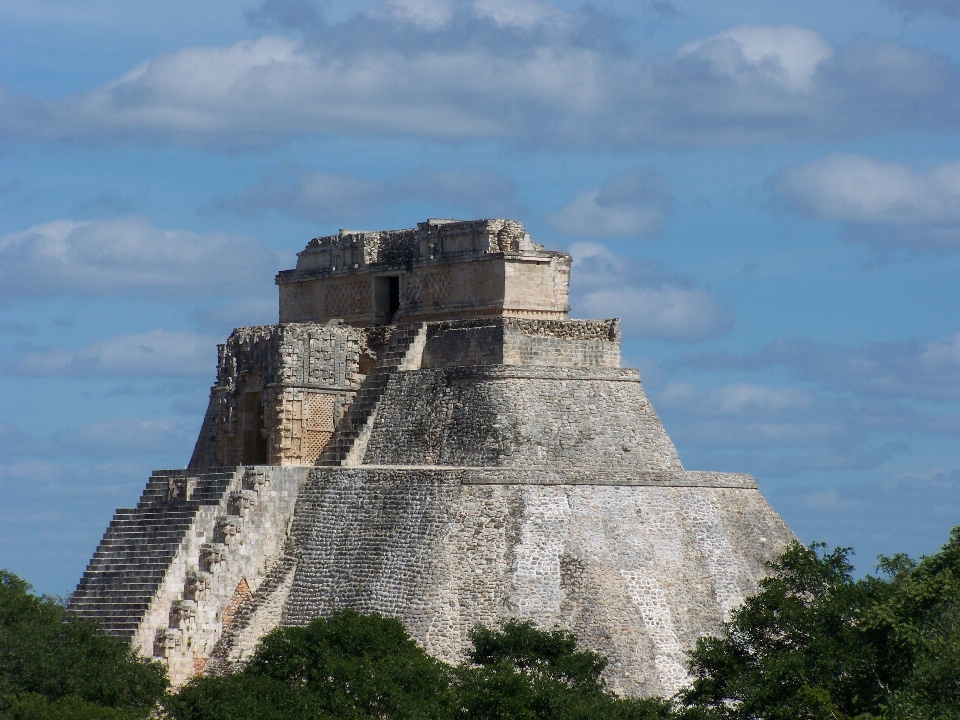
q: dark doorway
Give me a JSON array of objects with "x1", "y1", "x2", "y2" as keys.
[
  {"x1": 388, "y1": 276, "x2": 400, "y2": 320},
  {"x1": 242, "y1": 391, "x2": 268, "y2": 465},
  {"x1": 374, "y1": 275, "x2": 402, "y2": 324}
]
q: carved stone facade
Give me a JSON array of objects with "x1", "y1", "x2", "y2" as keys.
[
  {"x1": 71, "y1": 218, "x2": 795, "y2": 694},
  {"x1": 278, "y1": 218, "x2": 571, "y2": 326},
  {"x1": 189, "y1": 324, "x2": 363, "y2": 468}
]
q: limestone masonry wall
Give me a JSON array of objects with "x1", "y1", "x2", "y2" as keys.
[
  {"x1": 361, "y1": 366, "x2": 682, "y2": 472},
  {"x1": 209, "y1": 468, "x2": 793, "y2": 697},
  {"x1": 71, "y1": 467, "x2": 308, "y2": 687},
  {"x1": 421, "y1": 318, "x2": 621, "y2": 369},
  {"x1": 190, "y1": 324, "x2": 362, "y2": 468},
  {"x1": 277, "y1": 219, "x2": 571, "y2": 325}
]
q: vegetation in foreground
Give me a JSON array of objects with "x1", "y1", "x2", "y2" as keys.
[
  {"x1": 2, "y1": 527, "x2": 960, "y2": 719},
  {"x1": 0, "y1": 570, "x2": 168, "y2": 719}
]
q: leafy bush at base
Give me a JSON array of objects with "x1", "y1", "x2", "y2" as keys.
[
  {"x1": 1, "y1": 693, "x2": 148, "y2": 720},
  {"x1": 164, "y1": 611, "x2": 672, "y2": 720},
  {"x1": 165, "y1": 608, "x2": 453, "y2": 720},
  {"x1": 0, "y1": 570, "x2": 168, "y2": 718},
  {"x1": 677, "y1": 529, "x2": 960, "y2": 719}
]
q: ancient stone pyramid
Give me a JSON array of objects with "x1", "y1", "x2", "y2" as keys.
[{"x1": 71, "y1": 218, "x2": 794, "y2": 695}]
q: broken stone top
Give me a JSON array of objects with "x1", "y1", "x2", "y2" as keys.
[
  {"x1": 276, "y1": 218, "x2": 572, "y2": 326},
  {"x1": 293, "y1": 218, "x2": 547, "y2": 273}
]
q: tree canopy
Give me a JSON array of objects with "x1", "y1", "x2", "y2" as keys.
[
  {"x1": 677, "y1": 530, "x2": 960, "y2": 719},
  {"x1": 0, "y1": 570, "x2": 168, "y2": 719}
]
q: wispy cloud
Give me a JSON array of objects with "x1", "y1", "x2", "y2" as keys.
[
  {"x1": 569, "y1": 242, "x2": 732, "y2": 341},
  {"x1": 544, "y1": 169, "x2": 673, "y2": 239},
  {"x1": 659, "y1": 332, "x2": 960, "y2": 477},
  {"x1": 3, "y1": 9, "x2": 959, "y2": 151},
  {"x1": 209, "y1": 164, "x2": 523, "y2": 222},
  {"x1": 5, "y1": 329, "x2": 217, "y2": 378},
  {"x1": 769, "y1": 154, "x2": 960, "y2": 250},
  {"x1": 888, "y1": 0, "x2": 960, "y2": 19},
  {"x1": 0, "y1": 217, "x2": 279, "y2": 299},
  {"x1": 685, "y1": 332, "x2": 960, "y2": 403},
  {"x1": 773, "y1": 468, "x2": 960, "y2": 570}
]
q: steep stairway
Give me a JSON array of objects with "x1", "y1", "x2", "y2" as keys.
[
  {"x1": 69, "y1": 469, "x2": 241, "y2": 639},
  {"x1": 318, "y1": 322, "x2": 426, "y2": 466}
]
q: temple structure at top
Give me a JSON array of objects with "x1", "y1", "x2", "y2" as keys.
[
  {"x1": 276, "y1": 218, "x2": 572, "y2": 325},
  {"x1": 185, "y1": 218, "x2": 621, "y2": 470}
]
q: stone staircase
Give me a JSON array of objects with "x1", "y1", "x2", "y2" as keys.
[
  {"x1": 70, "y1": 466, "x2": 306, "y2": 685},
  {"x1": 318, "y1": 322, "x2": 426, "y2": 466},
  {"x1": 69, "y1": 469, "x2": 242, "y2": 640}
]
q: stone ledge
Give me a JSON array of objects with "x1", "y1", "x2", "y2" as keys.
[
  {"x1": 312, "y1": 466, "x2": 757, "y2": 488},
  {"x1": 397, "y1": 364, "x2": 641, "y2": 382},
  {"x1": 425, "y1": 317, "x2": 619, "y2": 342}
]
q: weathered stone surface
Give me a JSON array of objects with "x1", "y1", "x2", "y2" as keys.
[
  {"x1": 190, "y1": 324, "x2": 363, "y2": 467},
  {"x1": 72, "y1": 217, "x2": 796, "y2": 695},
  {"x1": 362, "y1": 366, "x2": 682, "y2": 472},
  {"x1": 210, "y1": 468, "x2": 792, "y2": 696},
  {"x1": 422, "y1": 317, "x2": 621, "y2": 369},
  {"x1": 277, "y1": 219, "x2": 571, "y2": 325},
  {"x1": 71, "y1": 466, "x2": 309, "y2": 687}
]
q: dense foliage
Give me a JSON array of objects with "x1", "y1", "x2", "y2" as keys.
[
  {"x1": 165, "y1": 610, "x2": 671, "y2": 720},
  {"x1": 0, "y1": 570, "x2": 168, "y2": 719},
  {"x1": 457, "y1": 619, "x2": 673, "y2": 720},
  {"x1": 677, "y1": 530, "x2": 960, "y2": 719},
  {"x1": 164, "y1": 608, "x2": 454, "y2": 720}
]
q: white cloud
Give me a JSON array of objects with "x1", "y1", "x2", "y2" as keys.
[
  {"x1": 774, "y1": 468, "x2": 960, "y2": 571},
  {"x1": 49, "y1": 418, "x2": 196, "y2": 457},
  {"x1": 6, "y1": 330, "x2": 217, "y2": 378},
  {"x1": 568, "y1": 242, "x2": 731, "y2": 341},
  {"x1": 472, "y1": 0, "x2": 563, "y2": 29},
  {"x1": 653, "y1": 377, "x2": 924, "y2": 477},
  {"x1": 663, "y1": 331, "x2": 960, "y2": 478},
  {"x1": 662, "y1": 382, "x2": 814, "y2": 415},
  {"x1": 544, "y1": 169, "x2": 673, "y2": 239},
  {"x1": 191, "y1": 298, "x2": 278, "y2": 333},
  {"x1": 770, "y1": 154, "x2": 960, "y2": 249},
  {"x1": 679, "y1": 25, "x2": 833, "y2": 92},
  {"x1": 3, "y1": 11, "x2": 959, "y2": 151},
  {"x1": 0, "y1": 217, "x2": 279, "y2": 299},
  {"x1": 212, "y1": 164, "x2": 522, "y2": 222},
  {"x1": 658, "y1": 381, "x2": 850, "y2": 450},
  {"x1": 370, "y1": 0, "x2": 455, "y2": 29}
]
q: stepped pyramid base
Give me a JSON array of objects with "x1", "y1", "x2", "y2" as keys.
[{"x1": 207, "y1": 467, "x2": 793, "y2": 697}]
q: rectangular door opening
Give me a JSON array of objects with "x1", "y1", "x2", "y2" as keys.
[
  {"x1": 388, "y1": 276, "x2": 400, "y2": 320},
  {"x1": 374, "y1": 275, "x2": 401, "y2": 324},
  {"x1": 242, "y1": 391, "x2": 268, "y2": 465}
]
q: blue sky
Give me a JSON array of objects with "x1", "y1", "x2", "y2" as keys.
[{"x1": 3, "y1": 0, "x2": 960, "y2": 596}]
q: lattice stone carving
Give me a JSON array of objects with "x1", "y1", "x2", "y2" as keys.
[
  {"x1": 302, "y1": 392, "x2": 335, "y2": 464},
  {"x1": 325, "y1": 278, "x2": 370, "y2": 317},
  {"x1": 279, "y1": 390, "x2": 336, "y2": 464},
  {"x1": 411, "y1": 271, "x2": 452, "y2": 308}
]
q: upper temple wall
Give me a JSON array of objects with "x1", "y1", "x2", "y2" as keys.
[{"x1": 276, "y1": 219, "x2": 571, "y2": 326}]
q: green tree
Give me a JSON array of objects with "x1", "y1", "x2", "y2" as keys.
[
  {"x1": 456, "y1": 619, "x2": 674, "y2": 720},
  {"x1": 676, "y1": 531, "x2": 960, "y2": 720},
  {"x1": 165, "y1": 609, "x2": 455, "y2": 720},
  {"x1": 0, "y1": 570, "x2": 168, "y2": 718},
  {"x1": 864, "y1": 530, "x2": 960, "y2": 719}
]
